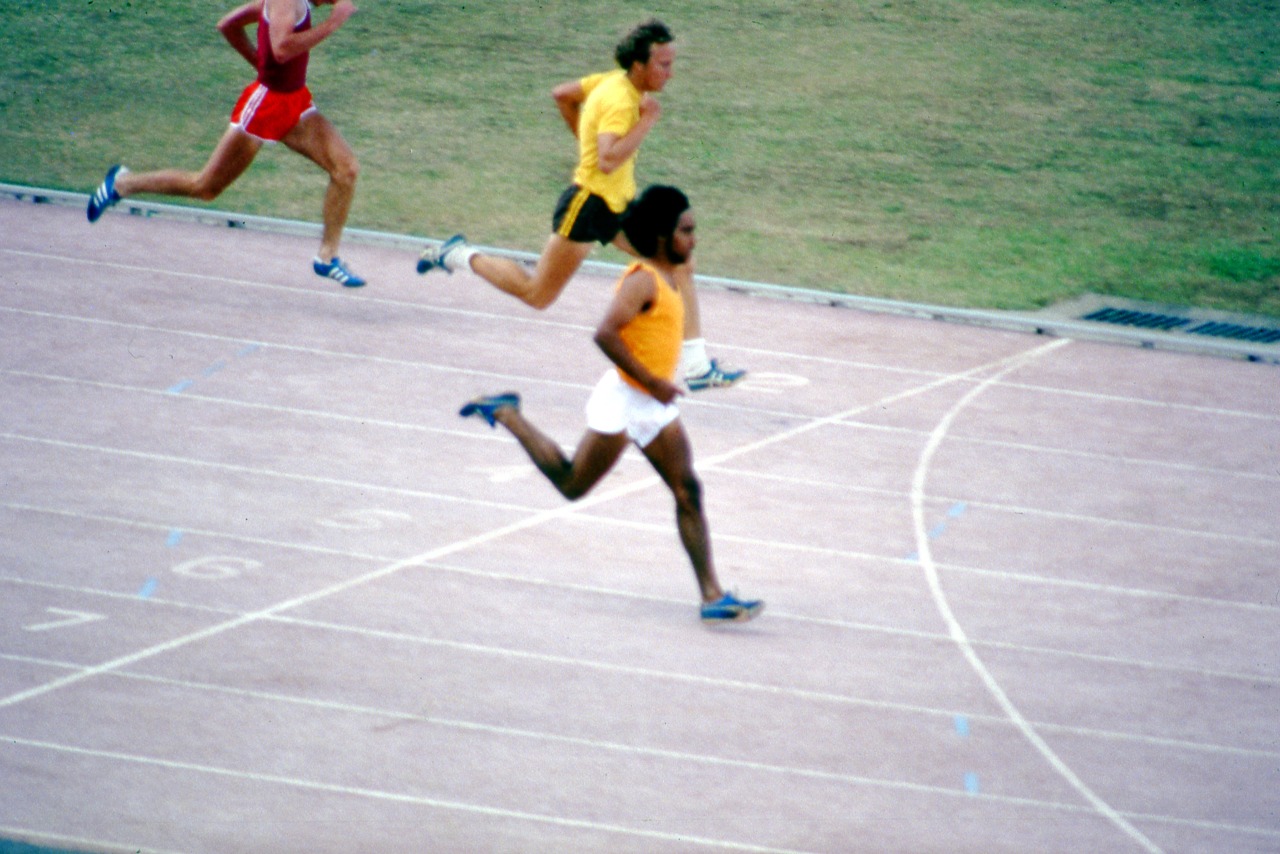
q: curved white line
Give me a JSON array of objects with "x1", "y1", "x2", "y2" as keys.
[{"x1": 909, "y1": 338, "x2": 1162, "y2": 854}]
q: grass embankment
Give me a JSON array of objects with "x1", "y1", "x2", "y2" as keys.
[{"x1": 2, "y1": 0, "x2": 1276, "y2": 316}]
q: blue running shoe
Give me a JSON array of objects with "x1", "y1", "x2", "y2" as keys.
[
  {"x1": 459, "y1": 392, "x2": 521, "y2": 427},
  {"x1": 417, "y1": 233, "x2": 468, "y2": 274},
  {"x1": 687, "y1": 359, "x2": 746, "y2": 391},
  {"x1": 700, "y1": 592, "x2": 764, "y2": 623},
  {"x1": 87, "y1": 165, "x2": 128, "y2": 223},
  {"x1": 313, "y1": 256, "x2": 366, "y2": 288}
]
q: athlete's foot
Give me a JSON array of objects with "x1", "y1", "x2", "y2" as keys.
[
  {"x1": 417, "y1": 234, "x2": 468, "y2": 274},
  {"x1": 87, "y1": 165, "x2": 128, "y2": 223},
  {"x1": 686, "y1": 359, "x2": 746, "y2": 391},
  {"x1": 459, "y1": 392, "x2": 521, "y2": 427},
  {"x1": 313, "y1": 256, "x2": 366, "y2": 288},
  {"x1": 700, "y1": 591, "x2": 764, "y2": 623}
]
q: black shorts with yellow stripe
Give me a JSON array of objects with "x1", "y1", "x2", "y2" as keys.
[{"x1": 552, "y1": 185, "x2": 623, "y2": 245}]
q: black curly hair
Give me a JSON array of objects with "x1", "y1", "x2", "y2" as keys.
[{"x1": 621, "y1": 185, "x2": 690, "y2": 259}]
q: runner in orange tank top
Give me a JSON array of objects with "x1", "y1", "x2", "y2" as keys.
[
  {"x1": 458, "y1": 186, "x2": 764, "y2": 624},
  {"x1": 87, "y1": 0, "x2": 366, "y2": 287}
]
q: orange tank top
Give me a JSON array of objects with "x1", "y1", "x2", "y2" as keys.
[{"x1": 616, "y1": 261, "x2": 684, "y2": 391}]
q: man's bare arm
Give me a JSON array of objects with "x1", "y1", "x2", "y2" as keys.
[
  {"x1": 596, "y1": 95, "x2": 661, "y2": 174},
  {"x1": 265, "y1": 0, "x2": 357, "y2": 64},
  {"x1": 217, "y1": 1, "x2": 262, "y2": 68},
  {"x1": 552, "y1": 79, "x2": 586, "y2": 136}
]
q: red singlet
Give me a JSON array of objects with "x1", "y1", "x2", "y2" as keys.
[{"x1": 257, "y1": 0, "x2": 311, "y2": 92}]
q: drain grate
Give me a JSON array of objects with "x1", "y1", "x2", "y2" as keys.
[
  {"x1": 1185, "y1": 320, "x2": 1280, "y2": 343},
  {"x1": 1082, "y1": 306, "x2": 1280, "y2": 343},
  {"x1": 1081, "y1": 307, "x2": 1191, "y2": 331}
]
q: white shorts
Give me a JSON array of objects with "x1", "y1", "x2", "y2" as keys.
[{"x1": 585, "y1": 370, "x2": 680, "y2": 448}]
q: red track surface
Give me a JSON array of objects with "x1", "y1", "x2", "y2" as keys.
[{"x1": 2, "y1": 197, "x2": 1278, "y2": 853}]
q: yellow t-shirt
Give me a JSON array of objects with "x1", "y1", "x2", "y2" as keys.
[
  {"x1": 572, "y1": 70, "x2": 641, "y2": 213},
  {"x1": 617, "y1": 261, "x2": 684, "y2": 391}
]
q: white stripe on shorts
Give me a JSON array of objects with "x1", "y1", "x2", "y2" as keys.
[{"x1": 235, "y1": 84, "x2": 269, "y2": 131}]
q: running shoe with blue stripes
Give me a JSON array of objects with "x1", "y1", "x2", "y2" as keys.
[
  {"x1": 313, "y1": 256, "x2": 366, "y2": 288},
  {"x1": 87, "y1": 165, "x2": 128, "y2": 223}
]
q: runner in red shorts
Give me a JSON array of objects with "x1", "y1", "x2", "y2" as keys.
[{"x1": 87, "y1": 0, "x2": 366, "y2": 287}]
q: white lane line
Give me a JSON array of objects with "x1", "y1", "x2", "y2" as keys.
[
  {"x1": 0, "y1": 431, "x2": 540, "y2": 514},
  {"x1": 722, "y1": 424, "x2": 1279, "y2": 484},
  {"x1": 2, "y1": 368, "x2": 513, "y2": 443},
  {"x1": 0, "y1": 667, "x2": 1080, "y2": 812},
  {"x1": 6, "y1": 415, "x2": 1273, "y2": 550},
  {"x1": 4, "y1": 740, "x2": 1274, "y2": 846},
  {"x1": 10, "y1": 491, "x2": 1279, "y2": 623},
  {"x1": 0, "y1": 346, "x2": 1068, "y2": 711},
  {"x1": 9, "y1": 366, "x2": 1276, "y2": 485},
  {"x1": 0, "y1": 340, "x2": 1257, "y2": 718},
  {"x1": 5, "y1": 299, "x2": 1276, "y2": 424},
  {"x1": 3, "y1": 502, "x2": 398, "y2": 563},
  {"x1": 6, "y1": 245, "x2": 954, "y2": 380},
  {"x1": 0, "y1": 337, "x2": 1253, "y2": 848},
  {"x1": 0, "y1": 247, "x2": 1049, "y2": 388},
  {"x1": 987, "y1": 378, "x2": 1280, "y2": 423},
  {"x1": 964, "y1": 634, "x2": 1280, "y2": 686},
  {"x1": 0, "y1": 665, "x2": 1235, "y2": 813},
  {"x1": 909, "y1": 338, "x2": 1162, "y2": 853},
  {"x1": 0, "y1": 247, "x2": 593, "y2": 331},
  {"x1": 4, "y1": 661, "x2": 1277, "y2": 843},
  {"x1": 710, "y1": 466, "x2": 1278, "y2": 546},
  {"x1": 0, "y1": 306, "x2": 594, "y2": 392},
  {"x1": 0, "y1": 739, "x2": 812, "y2": 854},
  {"x1": 935, "y1": 560, "x2": 1280, "y2": 615},
  {"x1": 7, "y1": 647, "x2": 1279, "y2": 764},
  {"x1": 0, "y1": 579, "x2": 241, "y2": 617},
  {"x1": 0, "y1": 431, "x2": 708, "y2": 713},
  {"x1": 6, "y1": 542, "x2": 1278, "y2": 693},
  {"x1": 269, "y1": 610, "x2": 1280, "y2": 744},
  {"x1": 7, "y1": 203, "x2": 1269, "y2": 845}
]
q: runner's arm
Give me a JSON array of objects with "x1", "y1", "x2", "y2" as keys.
[
  {"x1": 216, "y1": 1, "x2": 262, "y2": 68},
  {"x1": 597, "y1": 95, "x2": 661, "y2": 174},
  {"x1": 266, "y1": 0, "x2": 358, "y2": 64},
  {"x1": 594, "y1": 270, "x2": 683, "y2": 404},
  {"x1": 552, "y1": 79, "x2": 587, "y2": 136}
]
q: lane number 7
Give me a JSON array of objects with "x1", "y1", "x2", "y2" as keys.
[{"x1": 24, "y1": 608, "x2": 106, "y2": 633}]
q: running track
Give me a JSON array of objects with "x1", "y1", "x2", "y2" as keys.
[{"x1": 1, "y1": 193, "x2": 1278, "y2": 853}]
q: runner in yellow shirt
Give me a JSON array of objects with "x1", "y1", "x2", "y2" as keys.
[
  {"x1": 418, "y1": 19, "x2": 743, "y2": 390},
  {"x1": 458, "y1": 185, "x2": 763, "y2": 623}
]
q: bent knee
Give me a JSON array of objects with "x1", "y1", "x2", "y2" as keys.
[
  {"x1": 672, "y1": 473, "x2": 703, "y2": 510},
  {"x1": 331, "y1": 154, "x2": 359, "y2": 186},
  {"x1": 559, "y1": 478, "x2": 595, "y2": 501},
  {"x1": 525, "y1": 282, "x2": 565, "y2": 310},
  {"x1": 191, "y1": 180, "x2": 226, "y2": 202}
]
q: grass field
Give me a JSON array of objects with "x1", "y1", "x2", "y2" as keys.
[{"x1": 2, "y1": 0, "x2": 1277, "y2": 316}]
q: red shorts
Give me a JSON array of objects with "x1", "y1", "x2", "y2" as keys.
[{"x1": 229, "y1": 82, "x2": 316, "y2": 141}]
